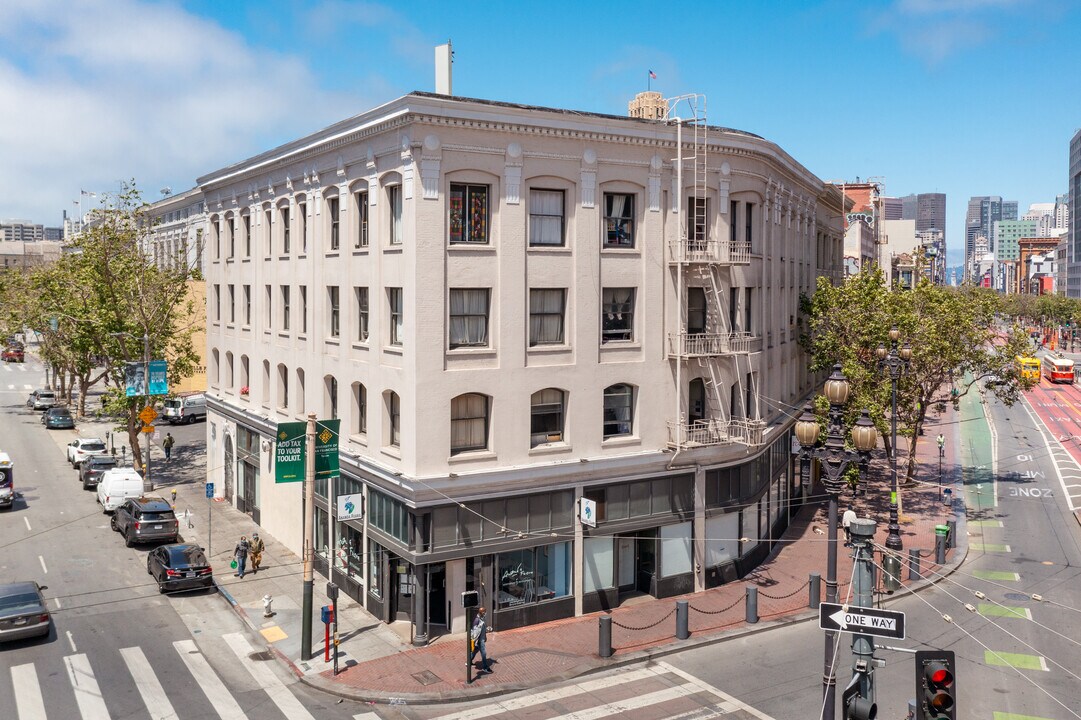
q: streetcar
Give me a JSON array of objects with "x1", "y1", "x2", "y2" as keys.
[
  {"x1": 1042, "y1": 353, "x2": 1075, "y2": 384},
  {"x1": 1016, "y1": 355, "x2": 1041, "y2": 382}
]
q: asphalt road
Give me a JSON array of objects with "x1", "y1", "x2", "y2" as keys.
[
  {"x1": 663, "y1": 382, "x2": 1081, "y2": 720},
  {"x1": 0, "y1": 363, "x2": 363, "y2": 720}
]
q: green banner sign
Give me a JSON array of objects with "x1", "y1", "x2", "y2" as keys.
[
  {"x1": 274, "y1": 421, "x2": 306, "y2": 483},
  {"x1": 315, "y1": 419, "x2": 340, "y2": 480}
]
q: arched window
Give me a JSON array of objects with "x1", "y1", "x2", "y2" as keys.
[
  {"x1": 386, "y1": 391, "x2": 401, "y2": 447},
  {"x1": 240, "y1": 355, "x2": 250, "y2": 398},
  {"x1": 451, "y1": 393, "x2": 489, "y2": 454},
  {"x1": 351, "y1": 382, "x2": 367, "y2": 435},
  {"x1": 603, "y1": 384, "x2": 634, "y2": 438},
  {"x1": 225, "y1": 351, "x2": 234, "y2": 389},
  {"x1": 324, "y1": 375, "x2": 338, "y2": 419},
  {"x1": 210, "y1": 348, "x2": 220, "y2": 386},
  {"x1": 530, "y1": 388, "x2": 565, "y2": 447},
  {"x1": 262, "y1": 360, "x2": 270, "y2": 404},
  {"x1": 295, "y1": 368, "x2": 305, "y2": 414},
  {"x1": 276, "y1": 363, "x2": 288, "y2": 409}
]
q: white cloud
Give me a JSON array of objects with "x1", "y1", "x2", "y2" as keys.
[{"x1": 0, "y1": 0, "x2": 371, "y2": 224}]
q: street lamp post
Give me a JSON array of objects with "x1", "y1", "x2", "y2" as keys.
[
  {"x1": 793, "y1": 365, "x2": 878, "y2": 720},
  {"x1": 876, "y1": 327, "x2": 912, "y2": 552}
]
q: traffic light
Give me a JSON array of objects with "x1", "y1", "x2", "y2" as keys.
[
  {"x1": 841, "y1": 672, "x2": 877, "y2": 720},
  {"x1": 914, "y1": 650, "x2": 956, "y2": 720}
]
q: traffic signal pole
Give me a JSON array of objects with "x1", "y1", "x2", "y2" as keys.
[{"x1": 845, "y1": 518, "x2": 877, "y2": 720}]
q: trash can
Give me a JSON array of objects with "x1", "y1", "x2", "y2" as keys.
[{"x1": 935, "y1": 524, "x2": 950, "y2": 539}]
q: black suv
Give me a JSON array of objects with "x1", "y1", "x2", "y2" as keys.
[
  {"x1": 111, "y1": 497, "x2": 179, "y2": 547},
  {"x1": 79, "y1": 455, "x2": 117, "y2": 490}
]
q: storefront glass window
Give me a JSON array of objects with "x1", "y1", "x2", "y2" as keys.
[
  {"x1": 494, "y1": 542, "x2": 571, "y2": 608},
  {"x1": 583, "y1": 537, "x2": 614, "y2": 593},
  {"x1": 368, "y1": 540, "x2": 386, "y2": 598},
  {"x1": 537, "y1": 542, "x2": 571, "y2": 600},
  {"x1": 315, "y1": 507, "x2": 329, "y2": 558},
  {"x1": 336, "y1": 523, "x2": 364, "y2": 582},
  {"x1": 659, "y1": 521, "x2": 692, "y2": 578},
  {"x1": 705, "y1": 512, "x2": 740, "y2": 567}
]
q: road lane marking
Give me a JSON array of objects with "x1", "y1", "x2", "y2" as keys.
[
  {"x1": 985, "y1": 650, "x2": 1049, "y2": 671},
  {"x1": 66, "y1": 630, "x2": 77, "y2": 653},
  {"x1": 24, "y1": 516, "x2": 31, "y2": 531},
  {"x1": 120, "y1": 647, "x2": 178, "y2": 720},
  {"x1": 544, "y1": 685, "x2": 694, "y2": 720},
  {"x1": 1020, "y1": 397, "x2": 1081, "y2": 512},
  {"x1": 54, "y1": 596, "x2": 62, "y2": 609},
  {"x1": 971, "y1": 543, "x2": 1011, "y2": 553},
  {"x1": 64, "y1": 653, "x2": 110, "y2": 720},
  {"x1": 174, "y1": 639, "x2": 248, "y2": 720},
  {"x1": 978, "y1": 603, "x2": 1032, "y2": 620},
  {"x1": 223, "y1": 632, "x2": 315, "y2": 720},
  {"x1": 969, "y1": 520, "x2": 1004, "y2": 527},
  {"x1": 38, "y1": 555, "x2": 47, "y2": 574},
  {"x1": 973, "y1": 570, "x2": 1020, "y2": 581},
  {"x1": 656, "y1": 661, "x2": 775, "y2": 719},
  {"x1": 993, "y1": 712, "x2": 1056, "y2": 720},
  {"x1": 11, "y1": 663, "x2": 47, "y2": 720}
]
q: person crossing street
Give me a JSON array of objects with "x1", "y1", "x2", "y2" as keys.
[
  {"x1": 249, "y1": 533, "x2": 265, "y2": 575},
  {"x1": 163, "y1": 433, "x2": 175, "y2": 460}
]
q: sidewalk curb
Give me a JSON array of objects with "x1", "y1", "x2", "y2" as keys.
[
  {"x1": 295, "y1": 538, "x2": 970, "y2": 706},
  {"x1": 215, "y1": 579, "x2": 306, "y2": 680}
]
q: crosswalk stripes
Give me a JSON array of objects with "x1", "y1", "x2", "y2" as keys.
[
  {"x1": 10, "y1": 664, "x2": 46, "y2": 720},
  {"x1": 174, "y1": 639, "x2": 249, "y2": 720},
  {"x1": 120, "y1": 646, "x2": 178, "y2": 720},
  {"x1": 222, "y1": 632, "x2": 315, "y2": 720},
  {"x1": 64, "y1": 654, "x2": 110, "y2": 720}
]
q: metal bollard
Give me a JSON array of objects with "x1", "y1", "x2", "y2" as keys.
[
  {"x1": 745, "y1": 585, "x2": 758, "y2": 624},
  {"x1": 882, "y1": 552, "x2": 902, "y2": 593},
  {"x1": 675, "y1": 600, "x2": 689, "y2": 640},
  {"x1": 908, "y1": 548, "x2": 921, "y2": 580},
  {"x1": 598, "y1": 615, "x2": 613, "y2": 658},
  {"x1": 935, "y1": 533, "x2": 947, "y2": 565},
  {"x1": 809, "y1": 572, "x2": 821, "y2": 609},
  {"x1": 946, "y1": 519, "x2": 957, "y2": 549}
]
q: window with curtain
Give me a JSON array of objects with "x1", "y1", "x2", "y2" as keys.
[
  {"x1": 354, "y1": 190, "x2": 369, "y2": 248},
  {"x1": 351, "y1": 382, "x2": 366, "y2": 435},
  {"x1": 449, "y1": 184, "x2": 489, "y2": 244},
  {"x1": 530, "y1": 388, "x2": 565, "y2": 447},
  {"x1": 388, "y1": 288, "x2": 403, "y2": 346},
  {"x1": 529, "y1": 289, "x2": 565, "y2": 346},
  {"x1": 281, "y1": 285, "x2": 290, "y2": 331},
  {"x1": 280, "y1": 205, "x2": 290, "y2": 253},
  {"x1": 687, "y1": 287, "x2": 707, "y2": 334},
  {"x1": 604, "y1": 193, "x2": 635, "y2": 248},
  {"x1": 355, "y1": 287, "x2": 369, "y2": 342},
  {"x1": 388, "y1": 185, "x2": 402, "y2": 245},
  {"x1": 601, "y1": 288, "x2": 635, "y2": 342},
  {"x1": 327, "y1": 196, "x2": 340, "y2": 251},
  {"x1": 529, "y1": 189, "x2": 565, "y2": 246},
  {"x1": 388, "y1": 391, "x2": 400, "y2": 447},
  {"x1": 603, "y1": 384, "x2": 634, "y2": 438},
  {"x1": 448, "y1": 289, "x2": 490, "y2": 348},
  {"x1": 328, "y1": 286, "x2": 340, "y2": 338},
  {"x1": 451, "y1": 393, "x2": 489, "y2": 454}
]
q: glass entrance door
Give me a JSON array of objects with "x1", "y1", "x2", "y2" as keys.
[{"x1": 636, "y1": 529, "x2": 657, "y2": 595}]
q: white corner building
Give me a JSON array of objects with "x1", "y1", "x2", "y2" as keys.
[{"x1": 198, "y1": 89, "x2": 845, "y2": 638}]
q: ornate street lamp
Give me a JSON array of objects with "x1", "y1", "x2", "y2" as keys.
[
  {"x1": 793, "y1": 365, "x2": 878, "y2": 720},
  {"x1": 876, "y1": 327, "x2": 912, "y2": 551}
]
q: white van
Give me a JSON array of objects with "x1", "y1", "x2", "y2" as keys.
[
  {"x1": 162, "y1": 393, "x2": 206, "y2": 425},
  {"x1": 97, "y1": 468, "x2": 145, "y2": 512}
]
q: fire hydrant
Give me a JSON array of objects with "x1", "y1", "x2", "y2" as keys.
[{"x1": 263, "y1": 594, "x2": 275, "y2": 618}]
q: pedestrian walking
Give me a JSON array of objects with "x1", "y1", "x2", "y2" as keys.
[
  {"x1": 163, "y1": 433, "x2": 175, "y2": 460},
  {"x1": 470, "y1": 606, "x2": 492, "y2": 673},
  {"x1": 234, "y1": 535, "x2": 250, "y2": 578},
  {"x1": 250, "y1": 532, "x2": 265, "y2": 575},
  {"x1": 842, "y1": 508, "x2": 857, "y2": 547}
]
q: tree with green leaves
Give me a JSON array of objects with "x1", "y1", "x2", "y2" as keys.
[{"x1": 801, "y1": 266, "x2": 1034, "y2": 483}]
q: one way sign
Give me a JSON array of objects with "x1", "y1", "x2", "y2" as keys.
[{"x1": 818, "y1": 602, "x2": 906, "y2": 639}]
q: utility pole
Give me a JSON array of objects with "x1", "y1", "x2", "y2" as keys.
[
  {"x1": 142, "y1": 332, "x2": 151, "y2": 490},
  {"x1": 301, "y1": 412, "x2": 316, "y2": 661},
  {"x1": 843, "y1": 518, "x2": 878, "y2": 720}
]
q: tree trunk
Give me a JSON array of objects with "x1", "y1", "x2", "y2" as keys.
[
  {"x1": 127, "y1": 407, "x2": 143, "y2": 473},
  {"x1": 77, "y1": 374, "x2": 90, "y2": 418}
]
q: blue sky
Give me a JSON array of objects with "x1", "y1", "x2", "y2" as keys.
[{"x1": 2, "y1": 0, "x2": 1078, "y2": 265}]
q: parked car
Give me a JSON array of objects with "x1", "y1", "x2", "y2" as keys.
[
  {"x1": 146, "y1": 544, "x2": 213, "y2": 593},
  {"x1": 97, "y1": 468, "x2": 145, "y2": 512},
  {"x1": 0, "y1": 581, "x2": 50, "y2": 643},
  {"x1": 162, "y1": 393, "x2": 207, "y2": 425},
  {"x1": 0, "y1": 452, "x2": 13, "y2": 510},
  {"x1": 41, "y1": 407, "x2": 74, "y2": 430},
  {"x1": 67, "y1": 438, "x2": 107, "y2": 467},
  {"x1": 112, "y1": 496, "x2": 178, "y2": 547},
  {"x1": 27, "y1": 389, "x2": 57, "y2": 410},
  {"x1": 79, "y1": 455, "x2": 117, "y2": 490},
  {"x1": 1, "y1": 347, "x2": 24, "y2": 363}
]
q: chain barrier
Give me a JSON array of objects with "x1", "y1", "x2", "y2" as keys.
[
  {"x1": 689, "y1": 594, "x2": 743, "y2": 616},
  {"x1": 611, "y1": 608, "x2": 675, "y2": 632},
  {"x1": 759, "y1": 580, "x2": 809, "y2": 601}
]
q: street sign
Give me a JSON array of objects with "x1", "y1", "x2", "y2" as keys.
[
  {"x1": 139, "y1": 406, "x2": 158, "y2": 424},
  {"x1": 819, "y1": 602, "x2": 906, "y2": 639},
  {"x1": 274, "y1": 421, "x2": 306, "y2": 483},
  {"x1": 205, "y1": 482, "x2": 215, "y2": 499},
  {"x1": 140, "y1": 425, "x2": 155, "y2": 434}
]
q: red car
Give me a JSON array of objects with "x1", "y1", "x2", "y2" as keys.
[{"x1": 1, "y1": 347, "x2": 24, "y2": 363}]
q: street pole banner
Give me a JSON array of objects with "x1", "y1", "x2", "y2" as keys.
[
  {"x1": 315, "y1": 419, "x2": 340, "y2": 480},
  {"x1": 274, "y1": 421, "x2": 306, "y2": 483},
  {"x1": 124, "y1": 363, "x2": 146, "y2": 397},
  {"x1": 148, "y1": 360, "x2": 169, "y2": 395}
]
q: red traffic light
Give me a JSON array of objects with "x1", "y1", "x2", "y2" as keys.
[
  {"x1": 915, "y1": 650, "x2": 956, "y2": 720},
  {"x1": 926, "y1": 663, "x2": 953, "y2": 688}
]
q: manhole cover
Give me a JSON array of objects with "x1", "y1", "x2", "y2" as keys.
[
  {"x1": 411, "y1": 670, "x2": 441, "y2": 686},
  {"x1": 248, "y1": 651, "x2": 275, "y2": 662},
  {"x1": 1004, "y1": 593, "x2": 1030, "y2": 602}
]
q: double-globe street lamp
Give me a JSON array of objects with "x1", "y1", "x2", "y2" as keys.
[
  {"x1": 794, "y1": 365, "x2": 878, "y2": 720},
  {"x1": 876, "y1": 327, "x2": 912, "y2": 552}
]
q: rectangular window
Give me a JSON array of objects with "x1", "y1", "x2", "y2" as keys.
[
  {"x1": 496, "y1": 545, "x2": 571, "y2": 607},
  {"x1": 299, "y1": 202, "x2": 307, "y2": 254},
  {"x1": 263, "y1": 208, "x2": 272, "y2": 257},
  {"x1": 388, "y1": 185, "x2": 402, "y2": 245},
  {"x1": 583, "y1": 537, "x2": 614, "y2": 593},
  {"x1": 745, "y1": 202, "x2": 754, "y2": 248},
  {"x1": 530, "y1": 389, "x2": 564, "y2": 447},
  {"x1": 265, "y1": 285, "x2": 272, "y2": 327},
  {"x1": 744, "y1": 287, "x2": 753, "y2": 334},
  {"x1": 328, "y1": 286, "x2": 340, "y2": 338},
  {"x1": 604, "y1": 193, "x2": 635, "y2": 248},
  {"x1": 355, "y1": 287, "x2": 369, "y2": 342},
  {"x1": 687, "y1": 287, "x2": 707, "y2": 334},
  {"x1": 281, "y1": 285, "x2": 290, "y2": 331},
  {"x1": 448, "y1": 184, "x2": 489, "y2": 244},
  {"x1": 280, "y1": 206, "x2": 290, "y2": 254},
  {"x1": 214, "y1": 221, "x2": 221, "y2": 259},
  {"x1": 243, "y1": 285, "x2": 251, "y2": 326},
  {"x1": 228, "y1": 285, "x2": 235, "y2": 324},
  {"x1": 213, "y1": 284, "x2": 221, "y2": 322},
  {"x1": 730, "y1": 200, "x2": 739, "y2": 246},
  {"x1": 299, "y1": 286, "x2": 307, "y2": 335},
  {"x1": 328, "y1": 196, "x2": 339, "y2": 251},
  {"x1": 448, "y1": 289, "x2": 490, "y2": 349},
  {"x1": 354, "y1": 191, "x2": 369, "y2": 248},
  {"x1": 601, "y1": 288, "x2": 635, "y2": 343},
  {"x1": 243, "y1": 215, "x2": 251, "y2": 257},
  {"x1": 228, "y1": 218, "x2": 235, "y2": 258},
  {"x1": 729, "y1": 287, "x2": 738, "y2": 332},
  {"x1": 529, "y1": 289, "x2": 565, "y2": 346},
  {"x1": 388, "y1": 288, "x2": 403, "y2": 346},
  {"x1": 529, "y1": 189, "x2": 565, "y2": 246},
  {"x1": 689, "y1": 197, "x2": 709, "y2": 245}
]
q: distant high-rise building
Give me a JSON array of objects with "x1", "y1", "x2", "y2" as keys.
[
  {"x1": 43, "y1": 227, "x2": 63, "y2": 241},
  {"x1": 1055, "y1": 192, "x2": 1070, "y2": 230},
  {"x1": 901, "y1": 192, "x2": 946, "y2": 236},
  {"x1": 965, "y1": 196, "x2": 1017, "y2": 281},
  {"x1": 881, "y1": 196, "x2": 903, "y2": 220},
  {"x1": 1, "y1": 220, "x2": 44, "y2": 242},
  {"x1": 1069, "y1": 130, "x2": 1081, "y2": 297}
]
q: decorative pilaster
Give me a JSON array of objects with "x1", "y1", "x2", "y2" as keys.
[
  {"x1": 366, "y1": 147, "x2": 378, "y2": 207},
  {"x1": 401, "y1": 135, "x2": 414, "y2": 200},
  {"x1": 580, "y1": 148, "x2": 597, "y2": 208},
  {"x1": 648, "y1": 154, "x2": 662, "y2": 212},
  {"x1": 420, "y1": 134, "x2": 442, "y2": 201},
  {"x1": 505, "y1": 142, "x2": 523, "y2": 205},
  {"x1": 718, "y1": 161, "x2": 731, "y2": 215}
]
